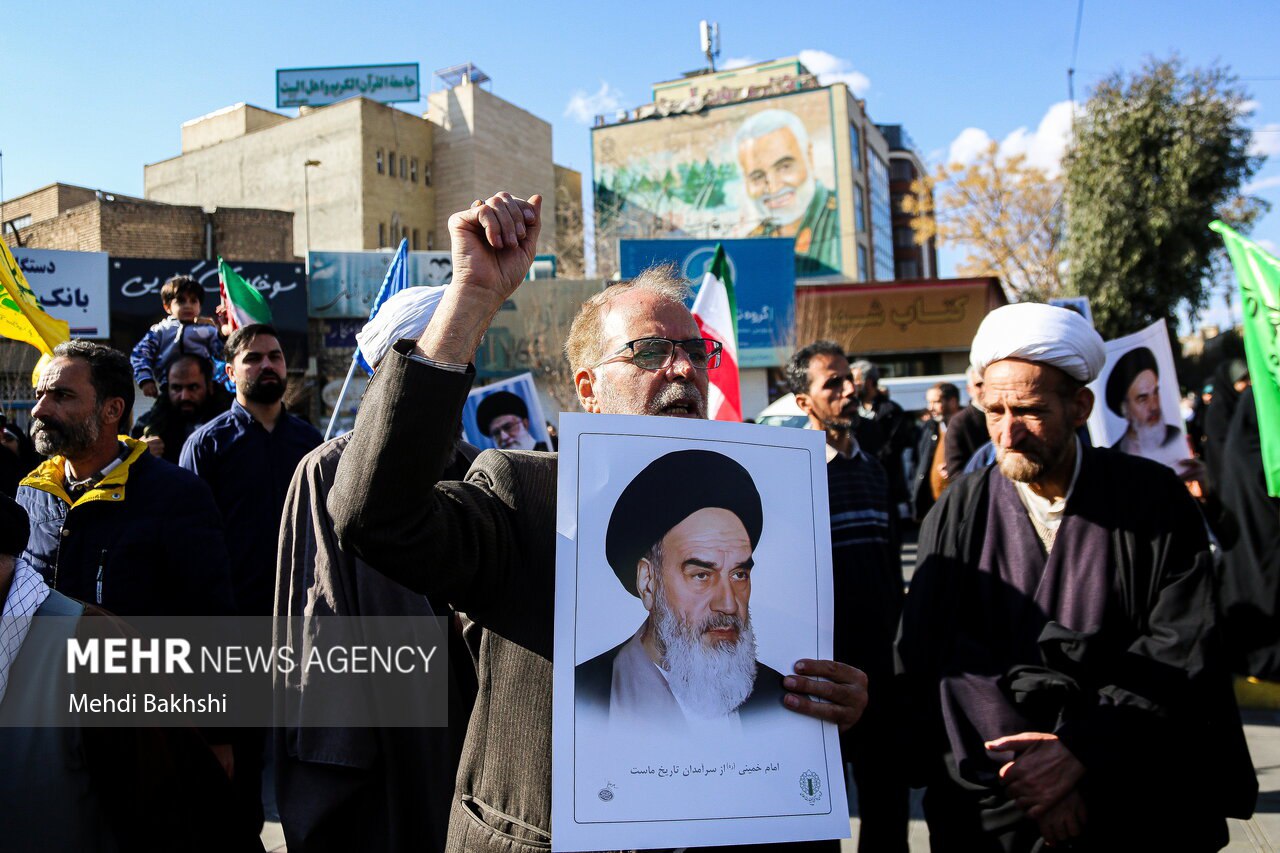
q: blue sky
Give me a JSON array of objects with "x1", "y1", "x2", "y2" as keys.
[{"x1": 4, "y1": 0, "x2": 1277, "y2": 325}]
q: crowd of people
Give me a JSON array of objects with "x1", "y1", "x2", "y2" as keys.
[{"x1": 0, "y1": 190, "x2": 1271, "y2": 852}]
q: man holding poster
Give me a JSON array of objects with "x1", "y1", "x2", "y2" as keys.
[{"x1": 331, "y1": 192, "x2": 865, "y2": 853}]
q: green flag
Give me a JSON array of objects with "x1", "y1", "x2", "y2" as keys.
[
  {"x1": 1210, "y1": 220, "x2": 1280, "y2": 497},
  {"x1": 218, "y1": 257, "x2": 273, "y2": 329}
]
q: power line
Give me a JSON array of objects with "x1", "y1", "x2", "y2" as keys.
[{"x1": 1068, "y1": 0, "x2": 1085, "y2": 106}]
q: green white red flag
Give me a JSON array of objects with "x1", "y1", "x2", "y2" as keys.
[
  {"x1": 218, "y1": 257, "x2": 273, "y2": 331},
  {"x1": 691, "y1": 244, "x2": 741, "y2": 421}
]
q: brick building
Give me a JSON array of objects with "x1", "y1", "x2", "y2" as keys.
[{"x1": 2, "y1": 183, "x2": 295, "y2": 261}]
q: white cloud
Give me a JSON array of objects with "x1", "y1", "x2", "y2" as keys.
[
  {"x1": 721, "y1": 56, "x2": 758, "y2": 70},
  {"x1": 1237, "y1": 99, "x2": 1260, "y2": 116},
  {"x1": 944, "y1": 101, "x2": 1076, "y2": 177},
  {"x1": 797, "y1": 49, "x2": 870, "y2": 96},
  {"x1": 564, "y1": 81, "x2": 623, "y2": 125},
  {"x1": 1244, "y1": 174, "x2": 1280, "y2": 193},
  {"x1": 1248, "y1": 123, "x2": 1280, "y2": 158}
]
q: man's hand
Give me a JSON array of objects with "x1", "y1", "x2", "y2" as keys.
[
  {"x1": 214, "y1": 303, "x2": 233, "y2": 337},
  {"x1": 1036, "y1": 789, "x2": 1087, "y2": 846},
  {"x1": 141, "y1": 435, "x2": 165, "y2": 458},
  {"x1": 416, "y1": 193, "x2": 542, "y2": 364},
  {"x1": 449, "y1": 192, "x2": 542, "y2": 301},
  {"x1": 140, "y1": 379, "x2": 158, "y2": 398},
  {"x1": 782, "y1": 659, "x2": 868, "y2": 733},
  {"x1": 985, "y1": 732, "x2": 1085, "y2": 817}
]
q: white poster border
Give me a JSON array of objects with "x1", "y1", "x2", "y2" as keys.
[{"x1": 551, "y1": 413, "x2": 848, "y2": 851}]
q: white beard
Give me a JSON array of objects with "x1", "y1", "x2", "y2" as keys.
[
  {"x1": 749, "y1": 172, "x2": 816, "y2": 229},
  {"x1": 653, "y1": 593, "x2": 757, "y2": 719},
  {"x1": 503, "y1": 429, "x2": 537, "y2": 451},
  {"x1": 1129, "y1": 420, "x2": 1169, "y2": 452}
]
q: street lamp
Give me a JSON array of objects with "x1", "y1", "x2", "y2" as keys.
[{"x1": 303, "y1": 159, "x2": 321, "y2": 264}]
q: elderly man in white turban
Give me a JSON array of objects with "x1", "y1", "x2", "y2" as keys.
[
  {"x1": 273, "y1": 284, "x2": 480, "y2": 852},
  {"x1": 897, "y1": 303, "x2": 1255, "y2": 853}
]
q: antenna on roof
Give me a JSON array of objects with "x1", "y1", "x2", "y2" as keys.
[{"x1": 699, "y1": 20, "x2": 720, "y2": 72}]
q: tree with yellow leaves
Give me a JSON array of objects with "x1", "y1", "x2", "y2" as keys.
[{"x1": 901, "y1": 141, "x2": 1064, "y2": 302}]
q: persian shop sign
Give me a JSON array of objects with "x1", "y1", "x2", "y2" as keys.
[{"x1": 277, "y1": 64, "x2": 421, "y2": 108}]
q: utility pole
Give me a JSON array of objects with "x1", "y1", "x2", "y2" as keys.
[{"x1": 303, "y1": 159, "x2": 321, "y2": 267}]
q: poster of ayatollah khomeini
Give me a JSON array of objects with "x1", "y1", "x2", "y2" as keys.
[{"x1": 551, "y1": 413, "x2": 848, "y2": 852}]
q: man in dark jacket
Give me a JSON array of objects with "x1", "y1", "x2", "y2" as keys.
[
  {"x1": 850, "y1": 360, "x2": 914, "y2": 514},
  {"x1": 131, "y1": 354, "x2": 229, "y2": 464},
  {"x1": 944, "y1": 365, "x2": 988, "y2": 476},
  {"x1": 911, "y1": 383, "x2": 960, "y2": 521},
  {"x1": 18, "y1": 341, "x2": 235, "y2": 618},
  {"x1": 788, "y1": 341, "x2": 907, "y2": 853}
]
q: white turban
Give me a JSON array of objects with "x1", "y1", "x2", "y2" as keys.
[
  {"x1": 355, "y1": 285, "x2": 448, "y2": 368},
  {"x1": 969, "y1": 302, "x2": 1106, "y2": 383}
]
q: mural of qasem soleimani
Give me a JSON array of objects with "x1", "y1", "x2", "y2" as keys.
[
  {"x1": 576, "y1": 450, "x2": 788, "y2": 735},
  {"x1": 735, "y1": 110, "x2": 840, "y2": 277}
]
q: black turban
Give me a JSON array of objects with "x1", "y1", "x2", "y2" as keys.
[
  {"x1": 0, "y1": 493, "x2": 30, "y2": 558},
  {"x1": 475, "y1": 391, "x2": 529, "y2": 436},
  {"x1": 1105, "y1": 346, "x2": 1159, "y2": 416},
  {"x1": 605, "y1": 450, "x2": 763, "y2": 597}
]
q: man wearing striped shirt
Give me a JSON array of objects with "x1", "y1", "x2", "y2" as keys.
[{"x1": 787, "y1": 341, "x2": 907, "y2": 853}]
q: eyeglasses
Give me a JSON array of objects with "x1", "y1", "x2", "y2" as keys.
[{"x1": 594, "y1": 337, "x2": 723, "y2": 371}]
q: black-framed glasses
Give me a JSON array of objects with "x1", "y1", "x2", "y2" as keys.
[{"x1": 594, "y1": 337, "x2": 723, "y2": 371}]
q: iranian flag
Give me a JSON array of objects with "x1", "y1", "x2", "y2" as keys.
[
  {"x1": 218, "y1": 257, "x2": 273, "y2": 330},
  {"x1": 691, "y1": 244, "x2": 742, "y2": 421}
]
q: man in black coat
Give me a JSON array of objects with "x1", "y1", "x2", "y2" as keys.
[{"x1": 899, "y1": 303, "x2": 1255, "y2": 852}]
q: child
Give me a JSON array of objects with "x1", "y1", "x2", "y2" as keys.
[{"x1": 130, "y1": 275, "x2": 224, "y2": 398}]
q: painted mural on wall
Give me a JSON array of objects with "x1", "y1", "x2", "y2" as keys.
[{"x1": 594, "y1": 90, "x2": 840, "y2": 278}]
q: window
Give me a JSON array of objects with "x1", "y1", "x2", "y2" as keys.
[
  {"x1": 854, "y1": 185, "x2": 866, "y2": 233},
  {"x1": 894, "y1": 227, "x2": 916, "y2": 248},
  {"x1": 389, "y1": 151, "x2": 396, "y2": 177},
  {"x1": 427, "y1": 231, "x2": 434, "y2": 250},
  {"x1": 890, "y1": 159, "x2": 914, "y2": 182},
  {"x1": 4, "y1": 214, "x2": 32, "y2": 232},
  {"x1": 377, "y1": 223, "x2": 385, "y2": 247},
  {"x1": 401, "y1": 226, "x2": 408, "y2": 242},
  {"x1": 410, "y1": 158, "x2": 418, "y2": 183},
  {"x1": 896, "y1": 259, "x2": 921, "y2": 279},
  {"x1": 868, "y1": 151, "x2": 894, "y2": 281},
  {"x1": 857, "y1": 245, "x2": 869, "y2": 282},
  {"x1": 424, "y1": 164, "x2": 432, "y2": 187},
  {"x1": 849, "y1": 124, "x2": 862, "y2": 170},
  {"x1": 891, "y1": 192, "x2": 907, "y2": 215},
  {"x1": 376, "y1": 148, "x2": 384, "y2": 174},
  {"x1": 412, "y1": 228, "x2": 420, "y2": 250},
  {"x1": 400, "y1": 156, "x2": 407, "y2": 180}
]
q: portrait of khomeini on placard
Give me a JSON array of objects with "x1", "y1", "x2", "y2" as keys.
[{"x1": 574, "y1": 449, "x2": 788, "y2": 735}]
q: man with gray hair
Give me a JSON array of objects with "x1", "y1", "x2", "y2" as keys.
[
  {"x1": 898, "y1": 302, "x2": 1254, "y2": 851},
  {"x1": 331, "y1": 192, "x2": 867, "y2": 852},
  {"x1": 943, "y1": 364, "x2": 989, "y2": 476},
  {"x1": 735, "y1": 108, "x2": 839, "y2": 276}
]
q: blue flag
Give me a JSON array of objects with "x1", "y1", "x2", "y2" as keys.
[{"x1": 354, "y1": 239, "x2": 410, "y2": 373}]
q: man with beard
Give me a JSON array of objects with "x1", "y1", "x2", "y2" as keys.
[
  {"x1": 897, "y1": 303, "x2": 1254, "y2": 851},
  {"x1": 576, "y1": 449, "x2": 784, "y2": 732},
  {"x1": 1104, "y1": 346, "x2": 1187, "y2": 469},
  {"x1": 787, "y1": 341, "x2": 907, "y2": 853},
  {"x1": 474, "y1": 390, "x2": 547, "y2": 450},
  {"x1": 131, "y1": 355, "x2": 228, "y2": 464},
  {"x1": 17, "y1": 340, "x2": 234, "y2": 618},
  {"x1": 181, "y1": 323, "x2": 321, "y2": 835},
  {"x1": 330, "y1": 192, "x2": 866, "y2": 853},
  {"x1": 736, "y1": 109, "x2": 839, "y2": 277}
]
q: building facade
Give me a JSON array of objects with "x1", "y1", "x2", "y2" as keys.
[
  {"x1": 877, "y1": 124, "x2": 938, "y2": 280},
  {"x1": 590, "y1": 57, "x2": 902, "y2": 283},
  {"x1": 143, "y1": 70, "x2": 582, "y2": 265}
]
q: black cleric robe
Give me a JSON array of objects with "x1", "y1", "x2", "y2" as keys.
[{"x1": 898, "y1": 444, "x2": 1256, "y2": 852}]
